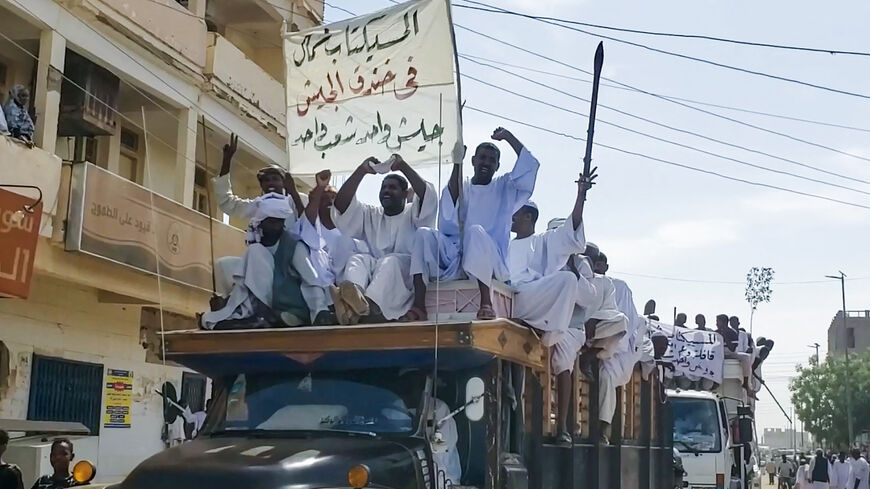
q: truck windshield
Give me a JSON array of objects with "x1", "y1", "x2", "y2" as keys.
[
  {"x1": 208, "y1": 369, "x2": 423, "y2": 436},
  {"x1": 671, "y1": 398, "x2": 722, "y2": 453}
]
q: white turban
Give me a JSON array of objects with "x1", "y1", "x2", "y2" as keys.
[
  {"x1": 547, "y1": 217, "x2": 566, "y2": 230},
  {"x1": 246, "y1": 192, "x2": 291, "y2": 244}
]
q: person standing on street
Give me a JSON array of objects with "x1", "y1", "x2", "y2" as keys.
[
  {"x1": 779, "y1": 454, "x2": 797, "y2": 489},
  {"x1": 794, "y1": 457, "x2": 810, "y2": 489},
  {"x1": 0, "y1": 429, "x2": 24, "y2": 489},
  {"x1": 808, "y1": 449, "x2": 833, "y2": 488},
  {"x1": 31, "y1": 439, "x2": 85, "y2": 488},
  {"x1": 833, "y1": 452, "x2": 851, "y2": 489},
  {"x1": 767, "y1": 458, "x2": 779, "y2": 486},
  {"x1": 850, "y1": 449, "x2": 870, "y2": 489}
]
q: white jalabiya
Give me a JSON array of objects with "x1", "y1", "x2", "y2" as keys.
[
  {"x1": 331, "y1": 181, "x2": 436, "y2": 319},
  {"x1": 294, "y1": 217, "x2": 368, "y2": 321},
  {"x1": 432, "y1": 399, "x2": 462, "y2": 489},
  {"x1": 200, "y1": 195, "x2": 291, "y2": 329},
  {"x1": 851, "y1": 457, "x2": 870, "y2": 489},
  {"x1": 509, "y1": 218, "x2": 586, "y2": 349},
  {"x1": 833, "y1": 459, "x2": 851, "y2": 489},
  {"x1": 436, "y1": 147, "x2": 540, "y2": 288}
]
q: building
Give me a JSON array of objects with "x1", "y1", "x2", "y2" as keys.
[
  {"x1": 763, "y1": 428, "x2": 814, "y2": 451},
  {"x1": 0, "y1": 0, "x2": 322, "y2": 484},
  {"x1": 827, "y1": 310, "x2": 870, "y2": 357}
]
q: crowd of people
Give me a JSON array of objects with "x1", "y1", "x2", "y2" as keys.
[
  {"x1": 201, "y1": 128, "x2": 657, "y2": 446},
  {"x1": 666, "y1": 312, "x2": 775, "y2": 396},
  {"x1": 770, "y1": 450, "x2": 870, "y2": 489},
  {"x1": 0, "y1": 85, "x2": 35, "y2": 146}
]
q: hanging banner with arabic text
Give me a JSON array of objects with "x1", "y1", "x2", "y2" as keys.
[
  {"x1": 649, "y1": 321, "x2": 724, "y2": 383},
  {"x1": 284, "y1": 0, "x2": 461, "y2": 175}
]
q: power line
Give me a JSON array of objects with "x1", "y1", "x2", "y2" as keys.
[
  {"x1": 462, "y1": 73, "x2": 870, "y2": 197},
  {"x1": 459, "y1": 53, "x2": 870, "y2": 134},
  {"x1": 454, "y1": 1, "x2": 870, "y2": 100},
  {"x1": 452, "y1": 23, "x2": 870, "y2": 165},
  {"x1": 461, "y1": 55, "x2": 870, "y2": 187},
  {"x1": 464, "y1": 105, "x2": 870, "y2": 211},
  {"x1": 454, "y1": 0, "x2": 870, "y2": 57}
]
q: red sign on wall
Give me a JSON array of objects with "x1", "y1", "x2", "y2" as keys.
[{"x1": 0, "y1": 188, "x2": 42, "y2": 299}]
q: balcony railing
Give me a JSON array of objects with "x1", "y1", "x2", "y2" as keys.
[
  {"x1": 0, "y1": 136, "x2": 63, "y2": 239},
  {"x1": 205, "y1": 33, "x2": 285, "y2": 129}
]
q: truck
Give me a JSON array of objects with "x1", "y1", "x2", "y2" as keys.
[
  {"x1": 103, "y1": 307, "x2": 674, "y2": 489},
  {"x1": 668, "y1": 359, "x2": 758, "y2": 489}
]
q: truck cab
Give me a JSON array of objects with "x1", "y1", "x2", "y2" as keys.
[
  {"x1": 107, "y1": 319, "x2": 674, "y2": 489},
  {"x1": 668, "y1": 360, "x2": 758, "y2": 489}
]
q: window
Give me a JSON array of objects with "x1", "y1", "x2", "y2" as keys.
[
  {"x1": 192, "y1": 165, "x2": 211, "y2": 215},
  {"x1": 181, "y1": 372, "x2": 207, "y2": 413},
  {"x1": 27, "y1": 355, "x2": 104, "y2": 435},
  {"x1": 119, "y1": 127, "x2": 140, "y2": 183},
  {"x1": 671, "y1": 397, "x2": 723, "y2": 453}
]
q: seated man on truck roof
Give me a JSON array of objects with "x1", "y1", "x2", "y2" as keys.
[
  {"x1": 200, "y1": 194, "x2": 309, "y2": 329},
  {"x1": 211, "y1": 134, "x2": 307, "y2": 302},
  {"x1": 292, "y1": 170, "x2": 368, "y2": 326},
  {"x1": 330, "y1": 154, "x2": 436, "y2": 324},
  {"x1": 408, "y1": 127, "x2": 540, "y2": 321}
]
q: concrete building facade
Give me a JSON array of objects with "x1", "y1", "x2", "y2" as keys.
[
  {"x1": 763, "y1": 428, "x2": 814, "y2": 451},
  {"x1": 0, "y1": 0, "x2": 322, "y2": 484},
  {"x1": 827, "y1": 310, "x2": 870, "y2": 357}
]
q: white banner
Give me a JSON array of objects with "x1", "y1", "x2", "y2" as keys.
[
  {"x1": 284, "y1": 0, "x2": 461, "y2": 175},
  {"x1": 650, "y1": 321, "x2": 724, "y2": 383}
]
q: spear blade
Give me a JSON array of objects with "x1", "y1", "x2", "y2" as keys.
[{"x1": 582, "y1": 42, "x2": 604, "y2": 178}]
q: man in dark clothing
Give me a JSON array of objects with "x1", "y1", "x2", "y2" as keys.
[
  {"x1": 0, "y1": 429, "x2": 24, "y2": 489},
  {"x1": 715, "y1": 314, "x2": 738, "y2": 350},
  {"x1": 30, "y1": 439, "x2": 85, "y2": 489},
  {"x1": 808, "y1": 449, "x2": 831, "y2": 486}
]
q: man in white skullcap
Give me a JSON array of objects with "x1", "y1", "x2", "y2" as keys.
[
  {"x1": 507, "y1": 169, "x2": 598, "y2": 445},
  {"x1": 406, "y1": 127, "x2": 540, "y2": 321},
  {"x1": 200, "y1": 193, "x2": 308, "y2": 329}
]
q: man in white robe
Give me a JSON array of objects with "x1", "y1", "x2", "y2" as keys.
[
  {"x1": 833, "y1": 452, "x2": 851, "y2": 489},
  {"x1": 507, "y1": 170, "x2": 597, "y2": 444},
  {"x1": 201, "y1": 194, "x2": 294, "y2": 329},
  {"x1": 407, "y1": 127, "x2": 540, "y2": 321},
  {"x1": 212, "y1": 134, "x2": 306, "y2": 298},
  {"x1": 331, "y1": 154, "x2": 436, "y2": 323}
]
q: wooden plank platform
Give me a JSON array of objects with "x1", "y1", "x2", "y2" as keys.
[{"x1": 162, "y1": 319, "x2": 546, "y2": 371}]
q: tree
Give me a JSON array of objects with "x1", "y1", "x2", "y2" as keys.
[
  {"x1": 745, "y1": 267, "x2": 774, "y2": 334},
  {"x1": 790, "y1": 353, "x2": 870, "y2": 447}
]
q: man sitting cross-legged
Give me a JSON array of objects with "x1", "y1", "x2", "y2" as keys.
[
  {"x1": 330, "y1": 154, "x2": 436, "y2": 324},
  {"x1": 200, "y1": 193, "x2": 309, "y2": 329},
  {"x1": 408, "y1": 127, "x2": 540, "y2": 321}
]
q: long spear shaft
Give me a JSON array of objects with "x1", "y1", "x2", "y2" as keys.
[{"x1": 583, "y1": 42, "x2": 605, "y2": 178}]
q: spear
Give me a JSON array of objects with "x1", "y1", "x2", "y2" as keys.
[{"x1": 582, "y1": 42, "x2": 604, "y2": 179}]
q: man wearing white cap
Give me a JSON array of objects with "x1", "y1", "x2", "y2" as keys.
[
  {"x1": 406, "y1": 127, "x2": 540, "y2": 321},
  {"x1": 200, "y1": 193, "x2": 309, "y2": 329},
  {"x1": 330, "y1": 154, "x2": 436, "y2": 324},
  {"x1": 507, "y1": 169, "x2": 597, "y2": 444}
]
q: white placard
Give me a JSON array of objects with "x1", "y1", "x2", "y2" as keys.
[
  {"x1": 284, "y1": 0, "x2": 461, "y2": 175},
  {"x1": 650, "y1": 321, "x2": 724, "y2": 383}
]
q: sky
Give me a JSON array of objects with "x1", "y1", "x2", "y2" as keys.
[{"x1": 323, "y1": 0, "x2": 870, "y2": 436}]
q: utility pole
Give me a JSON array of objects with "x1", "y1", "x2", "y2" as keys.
[{"x1": 826, "y1": 271, "x2": 853, "y2": 447}]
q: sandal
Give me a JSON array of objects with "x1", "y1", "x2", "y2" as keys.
[
  {"x1": 330, "y1": 286, "x2": 360, "y2": 325},
  {"x1": 476, "y1": 304, "x2": 496, "y2": 320},
  {"x1": 400, "y1": 306, "x2": 429, "y2": 322},
  {"x1": 339, "y1": 281, "x2": 370, "y2": 316},
  {"x1": 556, "y1": 431, "x2": 572, "y2": 446}
]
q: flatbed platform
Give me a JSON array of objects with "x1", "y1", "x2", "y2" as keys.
[{"x1": 161, "y1": 319, "x2": 546, "y2": 375}]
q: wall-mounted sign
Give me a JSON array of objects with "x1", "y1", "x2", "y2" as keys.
[
  {"x1": 104, "y1": 369, "x2": 133, "y2": 428},
  {"x1": 66, "y1": 163, "x2": 245, "y2": 291},
  {"x1": 0, "y1": 188, "x2": 42, "y2": 299}
]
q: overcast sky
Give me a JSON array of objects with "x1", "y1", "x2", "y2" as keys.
[{"x1": 325, "y1": 0, "x2": 870, "y2": 435}]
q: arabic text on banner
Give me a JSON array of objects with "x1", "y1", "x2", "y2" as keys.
[
  {"x1": 284, "y1": 0, "x2": 461, "y2": 175},
  {"x1": 104, "y1": 369, "x2": 133, "y2": 428},
  {"x1": 651, "y1": 321, "x2": 724, "y2": 383}
]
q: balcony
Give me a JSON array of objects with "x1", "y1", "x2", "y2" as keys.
[
  {"x1": 205, "y1": 32, "x2": 285, "y2": 133},
  {"x1": 0, "y1": 136, "x2": 62, "y2": 239},
  {"x1": 73, "y1": 0, "x2": 208, "y2": 73}
]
